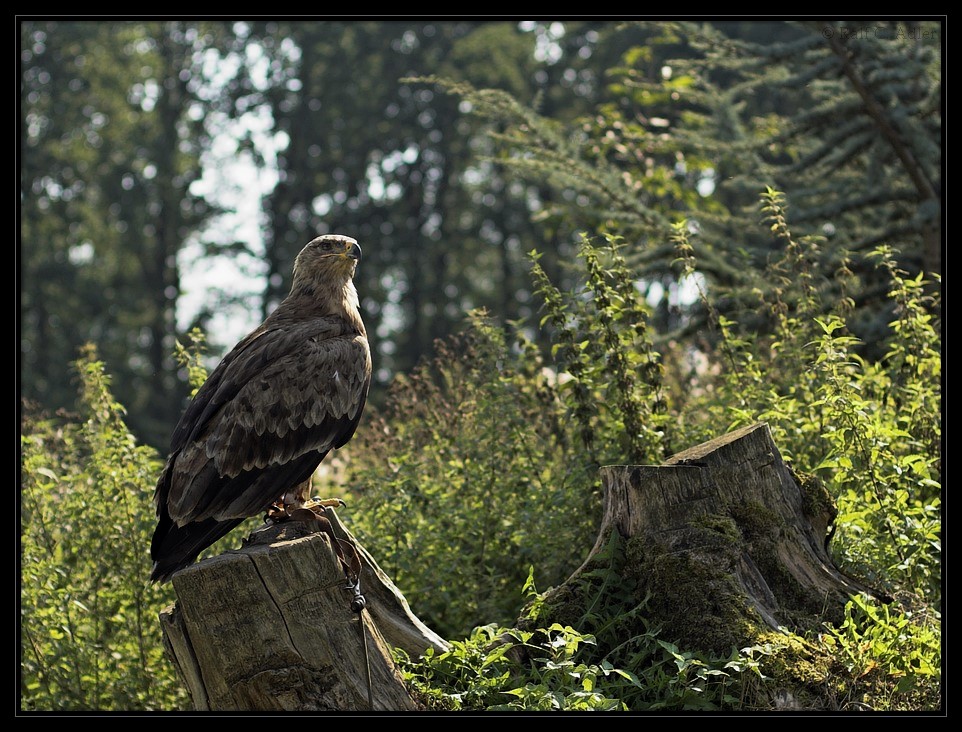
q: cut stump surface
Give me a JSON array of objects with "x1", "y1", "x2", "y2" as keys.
[{"x1": 159, "y1": 512, "x2": 446, "y2": 711}]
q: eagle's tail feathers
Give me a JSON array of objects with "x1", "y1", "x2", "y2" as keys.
[{"x1": 149, "y1": 511, "x2": 244, "y2": 583}]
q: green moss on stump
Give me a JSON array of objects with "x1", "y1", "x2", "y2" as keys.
[
  {"x1": 530, "y1": 495, "x2": 849, "y2": 656},
  {"x1": 754, "y1": 632, "x2": 835, "y2": 708},
  {"x1": 634, "y1": 545, "x2": 760, "y2": 653},
  {"x1": 623, "y1": 511, "x2": 766, "y2": 654},
  {"x1": 792, "y1": 467, "x2": 838, "y2": 533}
]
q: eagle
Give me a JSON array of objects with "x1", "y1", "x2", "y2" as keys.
[{"x1": 150, "y1": 234, "x2": 372, "y2": 583}]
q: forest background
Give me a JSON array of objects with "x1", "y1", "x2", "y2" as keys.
[{"x1": 20, "y1": 19, "x2": 941, "y2": 712}]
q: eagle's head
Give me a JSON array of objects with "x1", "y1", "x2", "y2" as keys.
[{"x1": 292, "y1": 234, "x2": 361, "y2": 290}]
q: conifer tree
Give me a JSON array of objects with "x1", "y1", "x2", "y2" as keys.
[
  {"x1": 422, "y1": 20, "x2": 941, "y2": 350},
  {"x1": 667, "y1": 21, "x2": 940, "y2": 274}
]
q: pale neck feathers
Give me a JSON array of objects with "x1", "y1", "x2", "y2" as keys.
[{"x1": 274, "y1": 269, "x2": 364, "y2": 333}]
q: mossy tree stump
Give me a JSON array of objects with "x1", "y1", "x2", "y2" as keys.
[
  {"x1": 534, "y1": 423, "x2": 883, "y2": 654},
  {"x1": 159, "y1": 513, "x2": 448, "y2": 712}
]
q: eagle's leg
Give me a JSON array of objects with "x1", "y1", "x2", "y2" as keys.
[
  {"x1": 294, "y1": 475, "x2": 347, "y2": 512},
  {"x1": 283, "y1": 477, "x2": 314, "y2": 510},
  {"x1": 268, "y1": 477, "x2": 345, "y2": 522}
]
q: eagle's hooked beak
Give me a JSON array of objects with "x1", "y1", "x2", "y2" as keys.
[{"x1": 344, "y1": 241, "x2": 362, "y2": 261}]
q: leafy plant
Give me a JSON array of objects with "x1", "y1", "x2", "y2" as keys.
[
  {"x1": 374, "y1": 188, "x2": 940, "y2": 711},
  {"x1": 820, "y1": 594, "x2": 941, "y2": 710},
  {"x1": 20, "y1": 346, "x2": 187, "y2": 711},
  {"x1": 529, "y1": 232, "x2": 670, "y2": 464},
  {"x1": 347, "y1": 315, "x2": 601, "y2": 638},
  {"x1": 398, "y1": 568, "x2": 786, "y2": 711}
]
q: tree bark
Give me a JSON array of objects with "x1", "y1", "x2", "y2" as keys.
[
  {"x1": 531, "y1": 422, "x2": 885, "y2": 654},
  {"x1": 159, "y1": 511, "x2": 447, "y2": 712}
]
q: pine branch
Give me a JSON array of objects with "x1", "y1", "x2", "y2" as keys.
[{"x1": 822, "y1": 32, "x2": 939, "y2": 203}]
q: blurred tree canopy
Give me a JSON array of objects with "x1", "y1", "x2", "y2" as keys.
[
  {"x1": 21, "y1": 20, "x2": 234, "y2": 445},
  {"x1": 19, "y1": 19, "x2": 941, "y2": 449},
  {"x1": 19, "y1": 18, "x2": 941, "y2": 713}
]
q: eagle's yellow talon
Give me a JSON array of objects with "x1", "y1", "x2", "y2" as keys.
[{"x1": 304, "y1": 496, "x2": 347, "y2": 511}]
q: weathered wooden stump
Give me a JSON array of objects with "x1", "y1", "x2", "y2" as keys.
[
  {"x1": 529, "y1": 422, "x2": 883, "y2": 654},
  {"x1": 159, "y1": 511, "x2": 447, "y2": 711}
]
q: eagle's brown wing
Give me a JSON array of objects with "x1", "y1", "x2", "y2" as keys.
[{"x1": 150, "y1": 314, "x2": 370, "y2": 582}]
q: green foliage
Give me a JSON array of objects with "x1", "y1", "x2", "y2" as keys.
[
  {"x1": 357, "y1": 187, "x2": 939, "y2": 711},
  {"x1": 398, "y1": 568, "x2": 786, "y2": 711},
  {"x1": 810, "y1": 258, "x2": 941, "y2": 605},
  {"x1": 529, "y1": 233, "x2": 670, "y2": 464},
  {"x1": 20, "y1": 346, "x2": 186, "y2": 711},
  {"x1": 649, "y1": 20, "x2": 942, "y2": 346},
  {"x1": 347, "y1": 314, "x2": 600, "y2": 638},
  {"x1": 821, "y1": 594, "x2": 940, "y2": 707},
  {"x1": 418, "y1": 72, "x2": 684, "y2": 271},
  {"x1": 173, "y1": 327, "x2": 210, "y2": 398},
  {"x1": 427, "y1": 21, "x2": 940, "y2": 362},
  {"x1": 399, "y1": 622, "x2": 633, "y2": 711},
  {"x1": 666, "y1": 193, "x2": 941, "y2": 607},
  {"x1": 705, "y1": 21, "x2": 939, "y2": 264}
]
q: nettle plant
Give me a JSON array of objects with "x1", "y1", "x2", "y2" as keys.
[
  {"x1": 389, "y1": 189, "x2": 940, "y2": 711},
  {"x1": 396, "y1": 565, "x2": 782, "y2": 712},
  {"x1": 21, "y1": 347, "x2": 187, "y2": 711},
  {"x1": 672, "y1": 191, "x2": 940, "y2": 606}
]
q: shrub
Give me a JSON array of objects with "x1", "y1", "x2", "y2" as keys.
[
  {"x1": 20, "y1": 346, "x2": 187, "y2": 711},
  {"x1": 347, "y1": 316, "x2": 600, "y2": 638},
  {"x1": 359, "y1": 189, "x2": 941, "y2": 711}
]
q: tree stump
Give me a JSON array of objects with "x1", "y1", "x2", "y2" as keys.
[
  {"x1": 529, "y1": 423, "x2": 884, "y2": 654},
  {"x1": 159, "y1": 511, "x2": 448, "y2": 711}
]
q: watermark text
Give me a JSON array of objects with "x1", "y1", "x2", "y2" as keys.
[{"x1": 821, "y1": 24, "x2": 938, "y2": 41}]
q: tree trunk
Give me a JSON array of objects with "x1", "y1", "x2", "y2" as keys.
[
  {"x1": 159, "y1": 511, "x2": 447, "y2": 712},
  {"x1": 528, "y1": 422, "x2": 885, "y2": 655}
]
